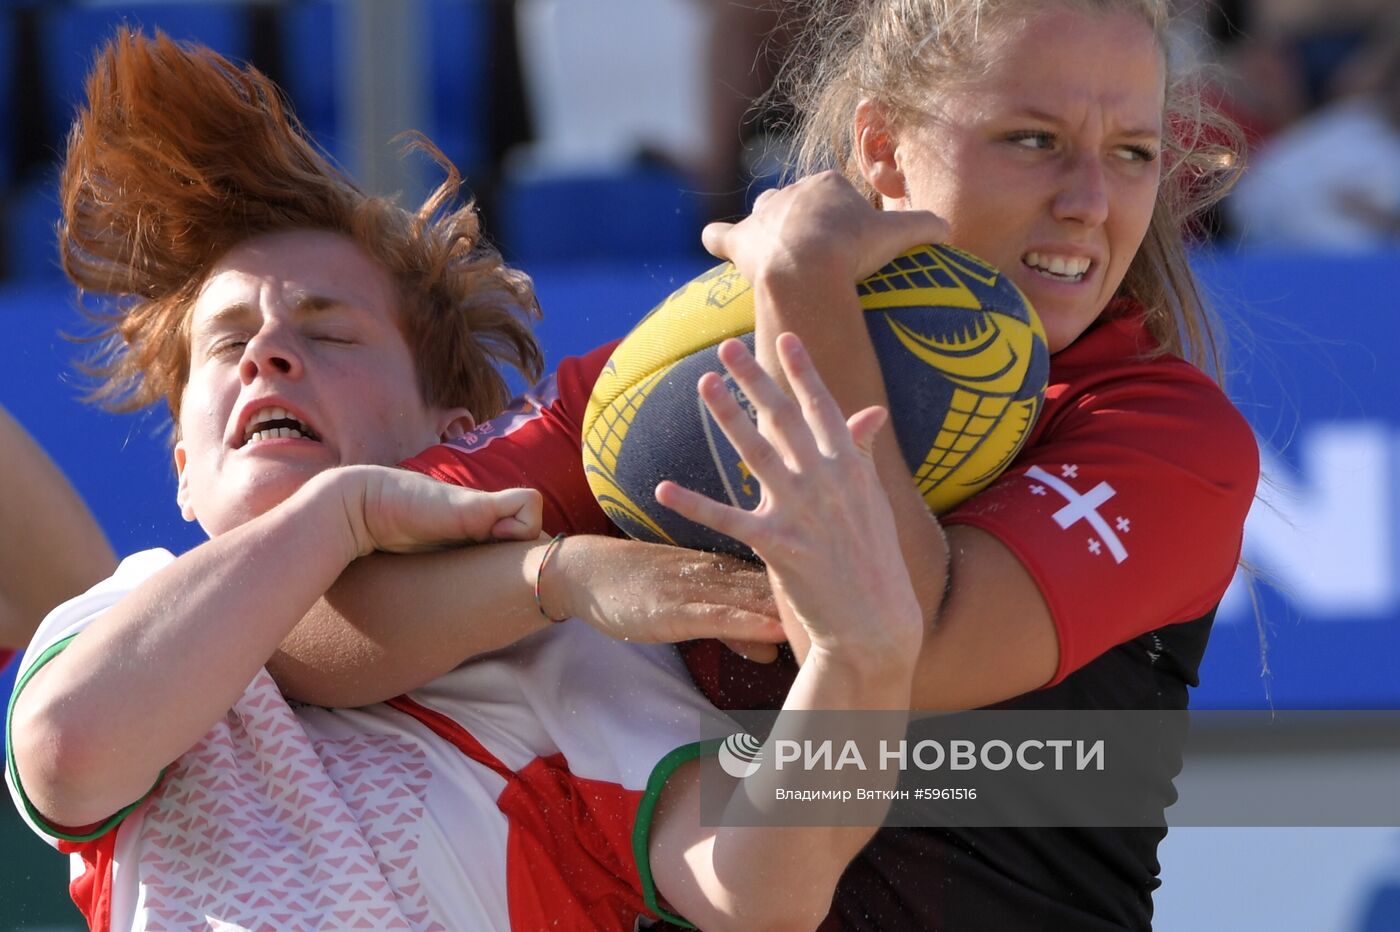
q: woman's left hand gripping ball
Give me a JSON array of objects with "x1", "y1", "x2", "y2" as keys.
[{"x1": 655, "y1": 333, "x2": 924, "y2": 667}]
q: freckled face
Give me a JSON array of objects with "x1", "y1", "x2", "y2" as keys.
[
  {"x1": 870, "y1": 7, "x2": 1166, "y2": 352},
  {"x1": 174, "y1": 229, "x2": 455, "y2": 536}
]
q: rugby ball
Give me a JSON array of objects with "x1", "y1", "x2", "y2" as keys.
[{"x1": 582, "y1": 244, "x2": 1050, "y2": 557}]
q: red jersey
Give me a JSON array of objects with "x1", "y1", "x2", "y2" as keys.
[{"x1": 400, "y1": 311, "x2": 1257, "y2": 696}]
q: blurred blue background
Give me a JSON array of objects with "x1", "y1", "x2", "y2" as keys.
[{"x1": 0, "y1": 1, "x2": 1397, "y2": 929}]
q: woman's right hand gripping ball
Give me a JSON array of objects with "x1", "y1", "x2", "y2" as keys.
[{"x1": 655, "y1": 333, "x2": 925, "y2": 669}]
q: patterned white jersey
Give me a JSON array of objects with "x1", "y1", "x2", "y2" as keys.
[{"x1": 6, "y1": 550, "x2": 728, "y2": 931}]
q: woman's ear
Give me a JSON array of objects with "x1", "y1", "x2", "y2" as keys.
[
  {"x1": 855, "y1": 99, "x2": 906, "y2": 202},
  {"x1": 174, "y1": 443, "x2": 196, "y2": 522},
  {"x1": 437, "y1": 409, "x2": 476, "y2": 442}
]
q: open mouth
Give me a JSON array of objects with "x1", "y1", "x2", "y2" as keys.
[
  {"x1": 242, "y1": 406, "x2": 322, "y2": 446},
  {"x1": 1022, "y1": 251, "x2": 1092, "y2": 283}
]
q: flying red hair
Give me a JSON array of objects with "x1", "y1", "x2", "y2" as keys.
[{"x1": 61, "y1": 29, "x2": 542, "y2": 426}]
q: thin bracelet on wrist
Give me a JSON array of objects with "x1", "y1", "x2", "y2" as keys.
[{"x1": 533, "y1": 533, "x2": 569, "y2": 623}]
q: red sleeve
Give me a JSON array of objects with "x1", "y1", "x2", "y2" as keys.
[
  {"x1": 943, "y1": 327, "x2": 1259, "y2": 686},
  {"x1": 399, "y1": 341, "x2": 621, "y2": 537}
]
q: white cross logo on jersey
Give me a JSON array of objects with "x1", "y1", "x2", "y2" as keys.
[{"x1": 1024, "y1": 465, "x2": 1129, "y2": 564}]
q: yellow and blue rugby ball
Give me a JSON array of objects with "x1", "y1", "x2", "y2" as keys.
[{"x1": 582, "y1": 244, "x2": 1050, "y2": 557}]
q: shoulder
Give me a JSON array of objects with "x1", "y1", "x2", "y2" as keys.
[
  {"x1": 944, "y1": 316, "x2": 1260, "y2": 669},
  {"x1": 559, "y1": 338, "x2": 622, "y2": 387},
  {"x1": 1041, "y1": 316, "x2": 1259, "y2": 495}
]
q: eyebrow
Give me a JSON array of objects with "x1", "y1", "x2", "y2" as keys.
[
  {"x1": 1012, "y1": 107, "x2": 1162, "y2": 139},
  {"x1": 286, "y1": 292, "x2": 351, "y2": 314},
  {"x1": 194, "y1": 293, "x2": 359, "y2": 332},
  {"x1": 190, "y1": 303, "x2": 255, "y2": 342}
]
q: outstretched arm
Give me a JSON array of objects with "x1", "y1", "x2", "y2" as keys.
[
  {"x1": 649, "y1": 335, "x2": 922, "y2": 931},
  {"x1": 0, "y1": 405, "x2": 116, "y2": 649},
  {"x1": 10, "y1": 467, "x2": 540, "y2": 828},
  {"x1": 272, "y1": 534, "x2": 783, "y2": 707}
]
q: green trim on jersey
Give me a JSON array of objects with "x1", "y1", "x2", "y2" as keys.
[
  {"x1": 632, "y1": 737, "x2": 725, "y2": 929},
  {"x1": 7, "y1": 634, "x2": 160, "y2": 842}
]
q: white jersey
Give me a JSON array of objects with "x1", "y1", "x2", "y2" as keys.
[{"x1": 6, "y1": 550, "x2": 731, "y2": 931}]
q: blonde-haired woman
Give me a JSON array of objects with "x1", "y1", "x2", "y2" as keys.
[{"x1": 687, "y1": 0, "x2": 1259, "y2": 926}]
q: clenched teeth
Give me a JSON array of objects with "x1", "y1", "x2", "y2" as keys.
[
  {"x1": 243, "y1": 405, "x2": 321, "y2": 444},
  {"x1": 1023, "y1": 251, "x2": 1091, "y2": 281}
]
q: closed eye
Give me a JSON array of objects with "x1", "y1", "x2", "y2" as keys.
[
  {"x1": 208, "y1": 336, "x2": 248, "y2": 357},
  {"x1": 309, "y1": 332, "x2": 357, "y2": 345}
]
